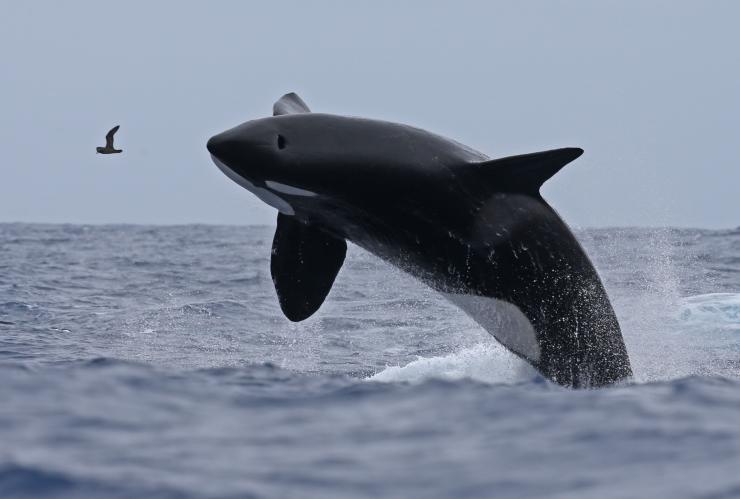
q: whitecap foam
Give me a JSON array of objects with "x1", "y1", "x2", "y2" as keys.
[
  {"x1": 679, "y1": 293, "x2": 740, "y2": 328},
  {"x1": 367, "y1": 342, "x2": 536, "y2": 385},
  {"x1": 623, "y1": 292, "x2": 740, "y2": 382}
]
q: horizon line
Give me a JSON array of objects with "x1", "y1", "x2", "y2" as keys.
[{"x1": 0, "y1": 221, "x2": 737, "y2": 232}]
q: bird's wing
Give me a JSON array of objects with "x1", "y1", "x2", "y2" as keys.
[{"x1": 105, "y1": 125, "x2": 120, "y2": 148}]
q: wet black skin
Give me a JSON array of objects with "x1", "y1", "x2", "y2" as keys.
[{"x1": 207, "y1": 96, "x2": 633, "y2": 388}]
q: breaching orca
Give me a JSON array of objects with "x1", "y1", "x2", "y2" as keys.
[{"x1": 207, "y1": 93, "x2": 632, "y2": 388}]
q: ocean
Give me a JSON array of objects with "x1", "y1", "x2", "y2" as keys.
[{"x1": 0, "y1": 223, "x2": 738, "y2": 498}]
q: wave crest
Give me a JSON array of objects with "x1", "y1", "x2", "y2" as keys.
[
  {"x1": 368, "y1": 342, "x2": 537, "y2": 385},
  {"x1": 679, "y1": 293, "x2": 740, "y2": 328}
]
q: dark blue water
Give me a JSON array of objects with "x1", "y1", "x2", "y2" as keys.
[{"x1": 1, "y1": 224, "x2": 739, "y2": 498}]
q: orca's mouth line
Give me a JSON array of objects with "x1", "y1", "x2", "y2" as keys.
[{"x1": 210, "y1": 154, "x2": 295, "y2": 216}]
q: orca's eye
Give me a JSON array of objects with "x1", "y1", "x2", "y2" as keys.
[{"x1": 277, "y1": 134, "x2": 286, "y2": 150}]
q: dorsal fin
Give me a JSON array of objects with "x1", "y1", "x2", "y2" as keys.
[
  {"x1": 273, "y1": 93, "x2": 311, "y2": 116},
  {"x1": 465, "y1": 147, "x2": 584, "y2": 194}
]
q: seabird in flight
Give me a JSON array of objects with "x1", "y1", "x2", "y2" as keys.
[{"x1": 96, "y1": 125, "x2": 122, "y2": 154}]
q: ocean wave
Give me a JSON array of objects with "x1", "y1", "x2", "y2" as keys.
[
  {"x1": 0, "y1": 464, "x2": 195, "y2": 499},
  {"x1": 155, "y1": 300, "x2": 252, "y2": 318},
  {"x1": 679, "y1": 293, "x2": 740, "y2": 326},
  {"x1": 0, "y1": 302, "x2": 50, "y2": 322}
]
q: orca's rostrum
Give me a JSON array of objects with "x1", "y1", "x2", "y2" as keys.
[{"x1": 207, "y1": 93, "x2": 633, "y2": 388}]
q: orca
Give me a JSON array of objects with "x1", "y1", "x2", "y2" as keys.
[{"x1": 207, "y1": 93, "x2": 633, "y2": 388}]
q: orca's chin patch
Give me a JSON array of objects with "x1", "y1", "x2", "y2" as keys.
[{"x1": 210, "y1": 154, "x2": 295, "y2": 216}]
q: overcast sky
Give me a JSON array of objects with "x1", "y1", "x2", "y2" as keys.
[{"x1": 1, "y1": 1, "x2": 737, "y2": 228}]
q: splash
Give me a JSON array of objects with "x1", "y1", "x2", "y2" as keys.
[{"x1": 368, "y1": 342, "x2": 537, "y2": 384}]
